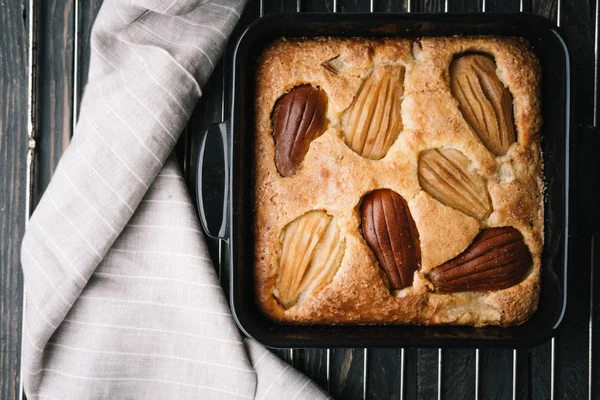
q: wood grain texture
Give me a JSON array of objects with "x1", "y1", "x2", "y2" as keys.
[
  {"x1": 263, "y1": 0, "x2": 302, "y2": 13},
  {"x1": 373, "y1": 0, "x2": 407, "y2": 12},
  {"x1": 441, "y1": 349, "x2": 476, "y2": 399},
  {"x1": 76, "y1": 0, "x2": 103, "y2": 110},
  {"x1": 446, "y1": 0, "x2": 479, "y2": 11},
  {"x1": 330, "y1": 348, "x2": 366, "y2": 399},
  {"x1": 531, "y1": 344, "x2": 552, "y2": 400},
  {"x1": 33, "y1": 0, "x2": 74, "y2": 203},
  {"x1": 483, "y1": 0, "x2": 521, "y2": 11},
  {"x1": 336, "y1": 0, "x2": 371, "y2": 12},
  {"x1": 365, "y1": 348, "x2": 402, "y2": 400},
  {"x1": 539, "y1": 0, "x2": 596, "y2": 398},
  {"x1": 416, "y1": 349, "x2": 439, "y2": 399},
  {"x1": 478, "y1": 349, "x2": 513, "y2": 399},
  {"x1": 561, "y1": 0, "x2": 595, "y2": 126},
  {"x1": 293, "y1": 349, "x2": 330, "y2": 391},
  {"x1": 415, "y1": 0, "x2": 449, "y2": 12},
  {"x1": 303, "y1": 0, "x2": 334, "y2": 12},
  {"x1": 0, "y1": 1, "x2": 28, "y2": 399},
  {"x1": 532, "y1": 0, "x2": 556, "y2": 19},
  {"x1": 553, "y1": 222, "x2": 593, "y2": 399},
  {"x1": 402, "y1": 348, "x2": 419, "y2": 399}
]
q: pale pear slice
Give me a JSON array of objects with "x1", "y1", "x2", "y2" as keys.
[
  {"x1": 274, "y1": 210, "x2": 345, "y2": 309},
  {"x1": 341, "y1": 64, "x2": 405, "y2": 160},
  {"x1": 418, "y1": 148, "x2": 492, "y2": 220}
]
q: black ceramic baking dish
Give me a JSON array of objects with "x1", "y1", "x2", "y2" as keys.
[{"x1": 195, "y1": 13, "x2": 572, "y2": 348}]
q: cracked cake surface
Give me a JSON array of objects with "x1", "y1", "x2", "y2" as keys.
[{"x1": 253, "y1": 36, "x2": 543, "y2": 327}]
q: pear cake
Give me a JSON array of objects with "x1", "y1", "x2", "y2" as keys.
[{"x1": 253, "y1": 36, "x2": 543, "y2": 327}]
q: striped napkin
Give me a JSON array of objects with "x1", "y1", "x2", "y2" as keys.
[{"x1": 20, "y1": 0, "x2": 329, "y2": 398}]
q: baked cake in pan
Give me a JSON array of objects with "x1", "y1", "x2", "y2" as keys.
[{"x1": 253, "y1": 36, "x2": 543, "y2": 327}]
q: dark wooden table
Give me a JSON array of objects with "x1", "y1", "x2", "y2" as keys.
[{"x1": 1, "y1": 0, "x2": 598, "y2": 399}]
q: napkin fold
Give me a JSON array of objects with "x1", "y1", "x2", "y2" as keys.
[{"x1": 20, "y1": 1, "x2": 329, "y2": 398}]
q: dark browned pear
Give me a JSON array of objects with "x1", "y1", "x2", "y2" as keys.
[
  {"x1": 360, "y1": 189, "x2": 421, "y2": 290},
  {"x1": 272, "y1": 84, "x2": 328, "y2": 177},
  {"x1": 429, "y1": 226, "x2": 532, "y2": 293}
]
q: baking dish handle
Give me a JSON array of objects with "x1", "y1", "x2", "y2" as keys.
[{"x1": 196, "y1": 121, "x2": 229, "y2": 240}]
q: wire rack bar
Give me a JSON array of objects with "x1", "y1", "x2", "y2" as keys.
[{"x1": 590, "y1": 1, "x2": 599, "y2": 398}]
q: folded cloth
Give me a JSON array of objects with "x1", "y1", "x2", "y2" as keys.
[{"x1": 20, "y1": 1, "x2": 330, "y2": 399}]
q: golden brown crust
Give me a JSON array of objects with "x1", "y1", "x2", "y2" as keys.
[{"x1": 254, "y1": 36, "x2": 544, "y2": 327}]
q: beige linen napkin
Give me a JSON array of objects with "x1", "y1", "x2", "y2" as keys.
[{"x1": 20, "y1": 1, "x2": 330, "y2": 398}]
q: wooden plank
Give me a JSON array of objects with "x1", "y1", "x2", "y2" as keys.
[
  {"x1": 521, "y1": 0, "x2": 533, "y2": 11},
  {"x1": 329, "y1": 348, "x2": 366, "y2": 399},
  {"x1": 416, "y1": 348, "x2": 439, "y2": 399},
  {"x1": 416, "y1": 0, "x2": 447, "y2": 12},
  {"x1": 32, "y1": 0, "x2": 75, "y2": 202},
  {"x1": 402, "y1": 348, "x2": 419, "y2": 400},
  {"x1": 553, "y1": 238, "x2": 592, "y2": 399},
  {"x1": 532, "y1": 0, "x2": 556, "y2": 19},
  {"x1": 337, "y1": 0, "x2": 371, "y2": 12},
  {"x1": 531, "y1": 344, "x2": 552, "y2": 400},
  {"x1": 480, "y1": 0, "x2": 519, "y2": 12},
  {"x1": 447, "y1": 0, "x2": 480, "y2": 12},
  {"x1": 560, "y1": 0, "x2": 595, "y2": 126},
  {"x1": 483, "y1": 0, "x2": 521, "y2": 11},
  {"x1": 478, "y1": 349, "x2": 514, "y2": 399},
  {"x1": 76, "y1": 0, "x2": 103, "y2": 109},
  {"x1": 293, "y1": 348, "x2": 330, "y2": 391},
  {"x1": 304, "y1": 0, "x2": 333, "y2": 12},
  {"x1": 373, "y1": 0, "x2": 406, "y2": 12},
  {"x1": 366, "y1": 348, "x2": 403, "y2": 400},
  {"x1": 439, "y1": 349, "x2": 475, "y2": 400},
  {"x1": 264, "y1": 0, "x2": 302, "y2": 13},
  {"x1": 0, "y1": 1, "x2": 29, "y2": 399},
  {"x1": 538, "y1": 0, "x2": 595, "y2": 399}
]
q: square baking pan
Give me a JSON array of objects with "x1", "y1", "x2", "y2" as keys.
[{"x1": 195, "y1": 12, "x2": 571, "y2": 348}]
